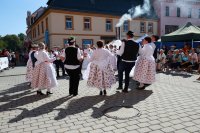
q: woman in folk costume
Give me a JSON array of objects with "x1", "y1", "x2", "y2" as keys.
[
  {"x1": 132, "y1": 37, "x2": 156, "y2": 90},
  {"x1": 82, "y1": 44, "x2": 93, "y2": 70},
  {"x1": 26, "y1": 44, "x2": 38, "y2": 85},
  {"x1": 85, "y1": 40, "x2": 116, "y2": 95},
  {"x1": 31, "y1": 42, "x2": 58, "y2": 95}
]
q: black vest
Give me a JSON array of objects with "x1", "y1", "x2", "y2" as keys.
[
  {"x1": 121, "y1": 40, "x2": 139, "y2": 61},
  {"x1": 31, "y1": 51, "x2": 37, "y2": 68},
  {"x1": 64, "y1": 47, "x2": 80, "y2": 65}
]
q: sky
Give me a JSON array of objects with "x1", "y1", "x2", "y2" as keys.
[{"x1": 0, "y1": 0, "x2": 48, "y2": 36}]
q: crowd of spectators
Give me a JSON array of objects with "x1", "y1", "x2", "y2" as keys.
[{"x1": 156, "y1": 44, "x2": 200, "y2": 75}]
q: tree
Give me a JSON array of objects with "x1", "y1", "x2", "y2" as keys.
[
  {"x1": 18, "y1": 33, "x2": 26, "y2": 42},
  {"x1": 3, "y1": 34, "x2": 21, "y2": 51},
  {"x1": 0, "y1": 39, "x2": 7, "y2": 49}
]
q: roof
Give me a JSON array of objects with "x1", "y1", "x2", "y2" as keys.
[
  {"x1": 161, "y1": 22, "x2": 200, "y2": 42},
  {"x1": 46, "y1": 0, "x2": 158, "y2": 19}
]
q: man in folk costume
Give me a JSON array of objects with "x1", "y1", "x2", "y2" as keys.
[
  {"x1": 61, "y1": 37, "x2": 83, "y2": 96},
  {"x1": 117, "y1": 31, "x2": 139, "y2": 93},
  {"x1": 53, "y1": 46, "x2": 66, "y2": 78},
  {"x1": 151, "y1": 35, "x2": 160, "y2": 60}
]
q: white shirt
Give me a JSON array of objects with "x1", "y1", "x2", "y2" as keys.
[
  {"x1": 89, "y1": 48, "x2": 113, "y2": 70},
  {"x1": 139, "y1": 43, "x2": 155, "y2": 61},
  {"x1": 157, "y1": 53, "x2": 166, "y2": 63},
  {"x1": 189, "y1": 53, "x2": 198, "y2": 63},
  {"x1": 61, "y1": 46, "x2": 83, "y2": 70},
  {"x1": 151, "y1": 42, "x2": 156, "y2": 51},
  {"x1": 35, "y1": 50, "x2": 56, "y2": 66}
]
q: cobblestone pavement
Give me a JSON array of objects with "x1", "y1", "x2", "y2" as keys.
[{"x1": 0, "y1": 67, "x2": 200, "y2": 133}]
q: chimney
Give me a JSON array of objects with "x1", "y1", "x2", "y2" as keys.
[{"x1": 115, "y1": 27, "x2": 121, "y2": 40}]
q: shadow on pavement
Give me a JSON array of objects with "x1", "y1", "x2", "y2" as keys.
[
  {"x1": 8, "y1": 96, "x2": 72, "y2": 123},
  {"x1": 54, "y1": 89, "x2": 153, "y2": 120},
  {"x1": 0, "y1": 83, "x2": 33, "y2": 102},
  {"x1": 92, "y1": 89, "x2": 153, "y2": 118},
  {"x1": 160, "y1": 71, "x2": 192, "y2": 78},
  {"x1": 54, "y1": 95, "x2": 105, "y2": 120},
  {"x1": 0, "y1": 74, "x2": 26, "y2": 77},
  {"x1": 0, "y1": 94, "x2": 47, "y2": 113}
]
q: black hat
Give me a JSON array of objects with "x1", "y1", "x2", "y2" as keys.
[
  {"x1": 68, "y1": 36, "x2": 76, "y2": 45},
  {"x1": 126, "y1": 30, "x2": 134, "y2": 37}
]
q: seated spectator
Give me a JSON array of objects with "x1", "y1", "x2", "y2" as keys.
[
  {"x1": 156, "y1": 49, "x2": 166, "y2": 71},
  {"x1": 181, "y1": 51, "x2": 192, "y2": 71},
  {"x1": 182, "y1": 43, "x2": 189, "y2": 53},
  {"x1": 171, "y1": 49, "x2": 182, "y2": 71},
  {"x1": 189, "y1": 48, "x2": 199, "y2": 70},
  {"x1": 165, "y1": 50, "x2": 173, "y2": 72},
  {"x1": 197, "y1": 52, "x2": 200, "y2": 73},
  {"x1": 196, "y1": 44, "x2": 200, "y2": 54}
]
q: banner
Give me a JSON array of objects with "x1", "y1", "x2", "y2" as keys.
[{"x1": 0, "y1": 57, "x2": 9, "y2": 71}]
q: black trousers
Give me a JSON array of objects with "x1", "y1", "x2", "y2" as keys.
[
  {"x1": 54, "y1": 60, "x2": 65, "y2": 76},
  {"x1": 118, "y1": 61, "x2": 135, "y2": 89},
  {"x1": 65, "y1": 68, "x2": 80, "y2": 95}
]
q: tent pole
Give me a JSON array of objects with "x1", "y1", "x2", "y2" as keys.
[{"x1": 192, "y1": 39, "x2": 194, "y2": 48}]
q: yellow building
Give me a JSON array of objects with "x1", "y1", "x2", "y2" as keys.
[{"x1": 26, "y1": 0, "x2": 158, "y2": 49}]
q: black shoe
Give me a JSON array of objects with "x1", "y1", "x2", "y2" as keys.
[
  {"x1": 99, "y1": 91, "x2": 103, "y2": 95},
  {"x1": 73, "y1": 94, "x2": 78, "y2": 97},
  {"x1": 47, "y1": 91, "x2": 53, "y2": 96},
  {"x1": 103, "y1": 90, "x2": 107, "y2": 95},
  {"x1": 37, "y1": 91, "x2": 45, "y2": 95},
  {"x1": 27, "y1": 82, "x2": 31, "y2": 86},
  {"x1": 122, "y1": 89, "x2": 128, "y2": 93},
  {"x1": 117, "y1": 87, "x2": 123, "y2": 90},
  {"x1": 136, "y1": 86, "x2": 146, "y2": 90}
]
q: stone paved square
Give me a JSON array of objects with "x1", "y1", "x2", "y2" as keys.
[{"x1": 0, "y1": 67, "x2": 200, "y2": 133}]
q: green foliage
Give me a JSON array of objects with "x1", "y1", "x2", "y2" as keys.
[
  {"x1": 18, "y1": 33, "x2": 26, "y2": 42},
  {"x1": 0, "y1": 33, "x2": 26, "y2": 51}
]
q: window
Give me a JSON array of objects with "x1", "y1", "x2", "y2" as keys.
[
  {"x1": 177, "y1": 7, "x2": 181, "y2": 17},
  {"x1": 123, "y1": 21, "x2": 129, "y2": 32},
  {"x1": 65, "y1": 16, "x2": 73, "y2": 30},
  {"x1": 166, "y1": 6, "x2": 169, "y2": 16},
  {"x1": 45, "y1": 17, "x2": 48, "y2": 30},
  {"x1": 82, "y1": 39, "x2": 93, "y2": 49},
  {"x1": 188, "y1": 8, "x2": 192, "y2": 18},
  {"x1": 32, "y1": 28, "x2": 36, "y2": 38},
  {"x1": 148, "y1": 22, "x2": 153, "y2": 33},
  {"x1": 140, "y1": 22, "x2": 146, "y2": 33},
  {"x1": 63, "y1": 39, "x2": 68, "y2": 47},
  {"x1": 41, "y1": 21, "x2": 44, "y2": 33},
  {"x1": 106, "y1": 19, "x2": 113, "y2": 32},
  {"x1": 37, "y1": 24, "x2": 40, "y2": 36},
  {"x1": 83, "y1": 17, "x2": 92, "y2": 30},
  {"x1": 32, "y1": 30, "x2": 34, "y2": 39},
  {"x1": 35, "y1": 28, "x2": 37, "y2": 38},
  {"x1": 165, "y1": 25, "x2": 179, "y2": 34}
]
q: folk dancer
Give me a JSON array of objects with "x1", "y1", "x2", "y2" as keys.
[
  {"x1": 31, "y1": 42, "x2": 58, "y2": 95},
  {"x1": 132, "y1": 37, "x2": 156, "y2": 90},
  {"x1": 53, "y1": 46, "x2": 66, "y2": 78},
  {"x1": 84, "y1": 40, "x2": 116, "y2": 95},
  {"x1": 26, "y1": 44, "x2": 38, "y2": 86},
  {"x1": 117, "y1": 31, "x2": 139, "y2": 93},
  {"x1": 61, "y1": 37, "x2": 83, "y2": 96}
]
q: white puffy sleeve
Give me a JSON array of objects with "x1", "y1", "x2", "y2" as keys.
[{"x1": 43, "y1": 51, "x2": 56, "y2": 62}]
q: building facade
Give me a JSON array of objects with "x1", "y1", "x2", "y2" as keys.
[
  {"x1": 153, "y1": 0, "x2": 200, "y2": 36},
  {"x1": 26, "y1": 0, "x2": 158, "y2": 49}
]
